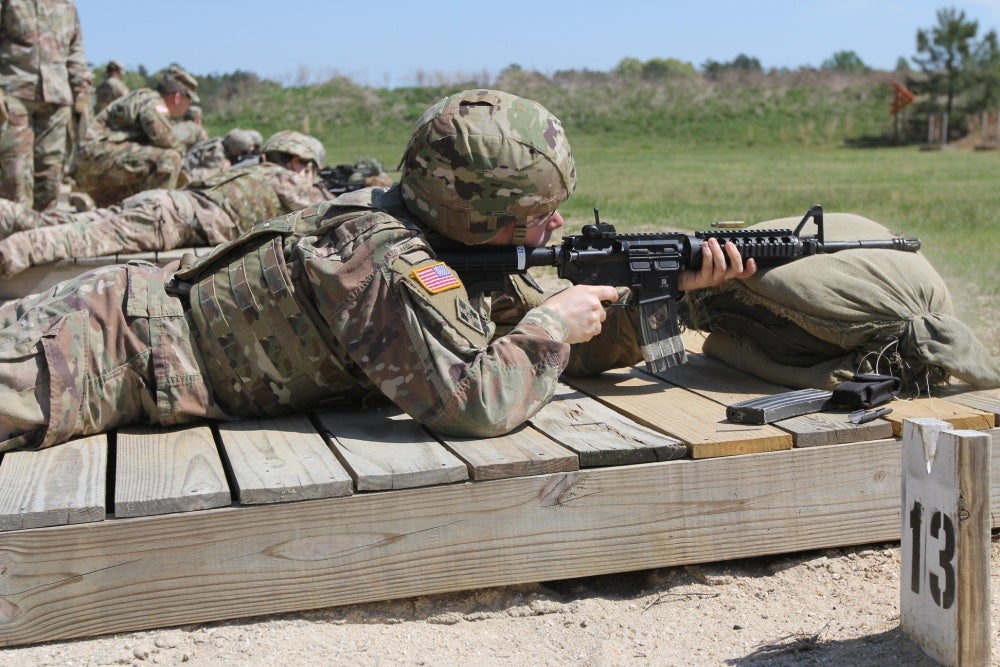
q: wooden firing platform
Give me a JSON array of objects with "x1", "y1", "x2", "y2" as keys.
[{"x1": 0, "y1": 256, "x2": 999, "y2": 646}]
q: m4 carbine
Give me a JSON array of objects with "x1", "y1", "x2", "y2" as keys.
[{"x1": 435, "y1": 204, "x2": 922, "y2": 374}]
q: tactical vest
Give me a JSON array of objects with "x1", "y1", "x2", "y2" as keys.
[
  {"x1": 174, "y1": 203, "x2": 359, "y2": 418},
  {"x1": 193, "y1": 162, "x2": 287, "y2": 234}
]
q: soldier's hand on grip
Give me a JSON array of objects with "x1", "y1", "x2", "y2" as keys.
[{"x1": 543, "y1": 285, "x2": 620, "y2": 344}]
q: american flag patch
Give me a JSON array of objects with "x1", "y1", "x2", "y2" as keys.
[{"x1": 412, "y1": 262, "x2": 462, "y2": 294}]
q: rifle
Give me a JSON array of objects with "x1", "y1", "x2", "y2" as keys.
[
  {"x1": 435, "y1": 204, "x2": 922, "y2": 374},
  {"x1": 318, "y1": 164, "x2": 362, "y2": 196},
  {"x1": 319, "y1": 158, "x2": 390, "y2": 195}
]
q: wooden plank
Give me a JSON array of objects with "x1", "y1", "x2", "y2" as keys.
[
  {"x1": 0, "y1": 435, "x2": 107, "y2": 531},
  {"x1": 776, "y1": 411, "x2": 894, "y2": 447},
  {"x1": 649, "y1": 352, "x2": 791, "y2": 404},
  {"x1": 883, "y1": 397, "x2": 996, "y2": 436},
  {"x1": 943, "y1": 387, "x2": 1000, "y2": 419},
  {"x1": 115, "y1": 424, "x2": 231, "y2": 518},
  {"x1": 4, "y1": 429, "x2": 1000, "y2": 648},
  {"x1": 651, "y1": 353, "x2": 893, "y2": 447},
  {"x1": 216, "y1": 415, "x2": 353, "y2": 504},
  {"x1": 565, "y1": 367, "x2": 792, "y2": 458},
  {"x1": 529, "y1": 383, "x2": 686, "y2": 466},
  {"x1": 314, "y1": 407, "x2": 468, "y2": 491},
  {"x1": 436, "y1": 425, "x2": 579, "y2": 481}
]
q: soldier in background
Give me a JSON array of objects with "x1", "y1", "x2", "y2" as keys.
[
  {"x1": 0, "y1": 90, "x2": 753, "y2": 452},
  {"x1": 171, "y1": 103, "x2": 209, "y2": 153},
  {"x1": 183, "y1": 128, "x2": 262, "y2": 182},
  {"x1": 73, "y1": 70, "x2": 197, "y2": 207},
  {"x1": 0, "y1": 131, "x2": 333, "y2": 276},
  {"x1": 95, "y1": 60, "x2": 130, "y2": 112},
  {"x1": 0, "y1": 0, "x2": 93, "y2": 211}
]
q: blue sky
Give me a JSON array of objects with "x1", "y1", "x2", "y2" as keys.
[{"x1": 76, "y1": 1, "x2": 1000, "y2": 87}]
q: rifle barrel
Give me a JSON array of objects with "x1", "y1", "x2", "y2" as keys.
[{"x1": 820, "y1": 238, "x2": 922, "y2": 253}]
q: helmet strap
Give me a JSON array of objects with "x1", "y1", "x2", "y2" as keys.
[{"x1": 511, "y1": 221, "x2": 528, "y2": 244}]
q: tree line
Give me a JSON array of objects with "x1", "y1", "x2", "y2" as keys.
[{"x1": 100, "y1": 6, "x2": 997, "y2": 146}]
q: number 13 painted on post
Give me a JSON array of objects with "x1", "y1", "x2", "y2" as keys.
[{"x1": 908, "y1": 500, "x2": 956, "y2": 610}]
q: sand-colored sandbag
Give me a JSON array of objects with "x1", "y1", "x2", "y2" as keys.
[{"x1": 683, "y1": 213, "x2": 1000, "y2": 390}]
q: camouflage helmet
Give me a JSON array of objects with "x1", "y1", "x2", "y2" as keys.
[
  {"x1": 261, "y1": 130, "x2": 324, "y2": 167},
  {"x1": 223, "y1": 128, "x2": 259, "y2": 158},
  {"x1": 398, "y1": 89, "x2": 576, "y2": 245}
]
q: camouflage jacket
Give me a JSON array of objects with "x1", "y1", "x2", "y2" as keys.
[
  {"x1": 84, "y1": 88, "x2": 178, "y2": 149},
  {"x1": 177, "y1": 185, "x2": 579, "y2": 437},
  {"x1": 95, "y1": 75, "x2": 129, "y2": 111},
  {"x1": 187, "y1": 161, "x2": 332, "y2": 245},
  {"x1": 0, "y1": 0, "x2": 91, "y2": 105}
]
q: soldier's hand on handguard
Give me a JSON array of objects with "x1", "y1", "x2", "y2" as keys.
[
  {"x1": 678, "y1": 237, "x2": 757, "y2": 292},
  {"x1": 543, "y1": 285, "x2": 621, "y2": 344}
]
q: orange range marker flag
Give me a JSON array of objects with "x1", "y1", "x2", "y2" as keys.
[{"x1": 891, "y1": 82, "x2": 916, "y2": 114}]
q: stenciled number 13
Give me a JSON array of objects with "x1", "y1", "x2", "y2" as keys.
[{"x1": 909, "y1": 500, "x2": 956, "y2": 609}]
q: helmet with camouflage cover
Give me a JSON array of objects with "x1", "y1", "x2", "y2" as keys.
[
  {"x1": 398, "y1": 89, "x2": 576, "y2": 245},
  {"x1": 261, "y1": 130, "x2": 324, "y2": 168},
  {"x1": 223, "y1": 128, "x2": 259, "y2": 159}
]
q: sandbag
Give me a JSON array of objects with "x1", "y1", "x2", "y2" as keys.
[{"x1": 682, "y1": 212, "x2": 1000, "y2": 391}]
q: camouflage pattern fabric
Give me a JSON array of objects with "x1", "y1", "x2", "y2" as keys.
[
  {"x1": 0, "y1": 0, "x2": 92, "y2": 211},
  {"x1": 193, "y1": 161, "x2": 328, "y2": 244},
  {"x1": 0, "y1": 261, "x2": 227, "y2": 453},
  {"x1": 179, "y1": 186, "x2": 640, "y2": 437},
  {"x1": 0, "y1": 196, "x2": 81, "y2": 236},
  {"x1": 0, "y1": 161, "x2": 331, "y2": 276},
  {"x1": 183, "y1": 130, "x2": 263, "y2": 182},
  {"x1": 95, "y1": 75, "x2": 129, "y2": 112},
  {"x1": 399, "y1": 89, "x2": 576, "y2": 245},
  {"x1": 75, "y1": 88, "x2": 185, "y2": 206},
  {"x1": 171, "y1": 119, "x2": 209, "y2": 152},
  {"x1": 182, "y1": 136, "x2": 229, "y2": 182}
]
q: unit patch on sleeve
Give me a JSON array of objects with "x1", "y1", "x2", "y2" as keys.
[
  {"x1": 411, "y1": 262, "x2": 462, "y2": 294},
  {"x1": 455, "y1": 298, "x2": 486, "y2": 335}
]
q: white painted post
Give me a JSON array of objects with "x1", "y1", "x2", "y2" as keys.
[{"x1": 901, "y1": 418, "x2": 991, "y2": 666}]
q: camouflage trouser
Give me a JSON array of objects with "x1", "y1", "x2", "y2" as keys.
[
  {"x1": 0, "y1": 194, "x2": 102, "y2": 238},
  {"x1": 0, "y1": 262, "x2": 228, "y2": 452},
  {"x1": 0, "y1": 189, "x2": 223, "y2": 277},
  {"x1": 0, "y1": 97, "x2": 71, "y2": 211},
  {"x1": 74, "y1": 140, "x2": 185, "y2": 207}
]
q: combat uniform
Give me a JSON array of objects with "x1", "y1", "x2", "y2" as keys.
[
  {"x1": 0, "y1": 161, "x2": 332, "y2": 276},
  {"x1": 74, "y1": 88, "x2": 186, "y2": 206},
  {"x1": 171, "y1": 119, "x2": 208, "y2": 152},
  {"x1": 0, "y1": 0, "x2": 92, "y2": 211},
  {"x1": 177, "y1": 186, "x2": 640, "y2": 432},
  {"x1": 0, "y1": 197, "x2": 79, "y2": 236},
  {"x1": 95, "y1": 74, "x2": 129, "y2": 112},
  {"x1": 0, "y1": 184, "x2": 641, "y2": 451}
]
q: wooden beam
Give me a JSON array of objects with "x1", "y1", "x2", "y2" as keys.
[
  {"x1": 566, "y1": 367, "x2": 792, "y2": 458},
  {"x1": 883, "y1": 397, "x2": 996, "y2": 436},
  {"x1": 0, "y1": 435, "x2": 107, "y2": 531},
  {"x1": 648, "y1": 353, "x2": 894, "y2": 447},
  {"x1": 216, "y1": 415, "x2": 353, "y2": 504},
  {"x1": 9, "y1": 432, "x2": 996, "y2": 647},
  {"x1": 315, "y1": 407, "x2": 468, "y2": 491},
  {"x1": 114, "y1": 425, "x2": 231, "y2": 518},
  {"x1": 529, "y1": 383, "x2": 686, "y2": 466},
  {"x1": 436, "y1": 425, "x2": 579, "y2": 481}
]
